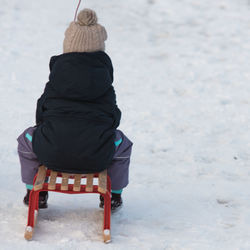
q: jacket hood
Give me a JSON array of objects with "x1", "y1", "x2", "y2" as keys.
[{"x1": 48, "y1": 51, "x2": 114, "y2": 101}]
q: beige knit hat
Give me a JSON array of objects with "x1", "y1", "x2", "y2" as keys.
[{"x1": 63, "y1": 9, "x2": 107, "y2": 53}]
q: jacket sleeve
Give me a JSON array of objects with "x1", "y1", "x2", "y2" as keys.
[
  {"x1": 35, "y1": 82, "x2": 50, "y2": 125},
  {"x1": 113, "y1": 106, "x2": 121, "y2": 129},
  {"x1": 35, "y1": 93, "x2": 46, "y2": 125}
]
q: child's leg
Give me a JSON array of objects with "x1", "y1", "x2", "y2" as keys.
[
  {"x1": 108, "y1": 130, "x2": 133, "y2": 191},
  {"x1": 17, "y1": 127, "x2": 40, "y2": 187}
]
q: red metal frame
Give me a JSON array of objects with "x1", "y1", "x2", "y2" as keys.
[{"x1": 26, "y1": 170, "x2": 111, "y2": 235}]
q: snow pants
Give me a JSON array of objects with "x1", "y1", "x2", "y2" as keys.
[{"x1": 17, "y1": 127, "x2": 133, "y2": 190}]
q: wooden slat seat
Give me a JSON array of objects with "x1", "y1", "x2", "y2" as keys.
[
  {"x1": 48, "y1": 170, "x2": 57, "y2": 190},
  {"x1": 33, "y1": 165, "x2": 47, "y2": 191},
  {"x1": 86, "y1": 174, "x2": 94, "y2": 192},
  {"x1": 98, "y1": 169, "x2": 107, "y2": 194},
  {"x1": 33, "y1": 168, "x2": 108, "y2": 194},
  {"x1": 61, "y1": 173, "x2": 70, "y2": 191}
]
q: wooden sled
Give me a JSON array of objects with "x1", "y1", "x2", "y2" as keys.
[{"x1": 24, "y1": 165, "x2": 111, "y2": 243}]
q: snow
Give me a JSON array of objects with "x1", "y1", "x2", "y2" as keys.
[{"x1": 1, "y1": 0, "x2": 250, "y2": 249}]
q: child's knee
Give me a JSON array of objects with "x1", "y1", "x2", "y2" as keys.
[
  {"x1": 115, "y1": 130, "x2": 133, "y2": 151},
  {"x1": 17, "y1": 127, "x2": 36, "y2": 153}
]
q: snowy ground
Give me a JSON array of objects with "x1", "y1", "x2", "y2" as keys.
[{"x1": 1, "y1": 0, "x2": 250, "y2": 249}]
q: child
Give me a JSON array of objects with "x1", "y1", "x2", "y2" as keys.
[{"x1": 17, "y1": 9, "x2": 133, "y2": 211}]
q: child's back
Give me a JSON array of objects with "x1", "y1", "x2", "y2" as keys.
[{"x1": 33, "y1": 51, "x2": 121, "y2": 174}]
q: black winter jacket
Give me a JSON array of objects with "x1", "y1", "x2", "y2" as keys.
[{"x1": 32, "y1": 52, "x2": 121, "y2": 173}]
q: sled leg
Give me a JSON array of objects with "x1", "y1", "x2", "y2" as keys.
[
  {"x1": 33, "y1": 191, "x2": 39, "y2": 226},
  {"x1": 103, "y1": 192, "x2": 111, "y2": 243},
  {"x1": 24, "y1": 190, "x2": 37, "y2": 240}
]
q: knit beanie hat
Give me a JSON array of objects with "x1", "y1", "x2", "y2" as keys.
[{"x1": 63, "y1": 9, "x2": 107, "y2": 53}]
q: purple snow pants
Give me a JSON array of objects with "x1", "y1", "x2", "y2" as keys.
[{"x1": 17, "y1": 127, "x2": 133, "y2": 190}]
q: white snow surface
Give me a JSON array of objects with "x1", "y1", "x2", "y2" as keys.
[{"x1": 1, "y1": 0, "x2": 250, "y2": 249}]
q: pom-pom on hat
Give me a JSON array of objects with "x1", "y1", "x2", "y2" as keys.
[{"x1": 63, "y1": 8, "x2": 107, "y2": 53}]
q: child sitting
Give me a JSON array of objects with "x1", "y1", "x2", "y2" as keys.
[{"x1": 17, "y1": 8, "x2": 133, "y2": 211}]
